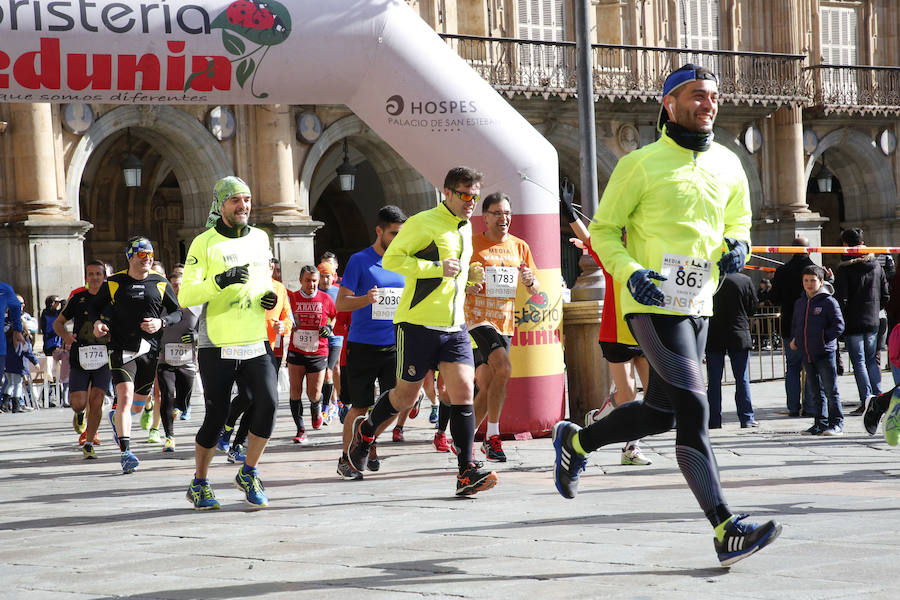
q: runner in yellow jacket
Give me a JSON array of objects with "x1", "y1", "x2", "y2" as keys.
[
  {"x1": 347, "y1": 166, "x2": 499, "y2": 496},
  {"x1": 552, "y1": 64, "x2": 781, "y2": 567}
]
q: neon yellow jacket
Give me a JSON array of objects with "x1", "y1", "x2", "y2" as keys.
[
  {"x1": 179, "y1": 223, "x2": 273, "y2": 347},
  {"x1": 383, "y1": 202, "x2": 472, "y2": 328},
  {"x1": 589, "y1": 132, "x2": 751, "y2": 318}
]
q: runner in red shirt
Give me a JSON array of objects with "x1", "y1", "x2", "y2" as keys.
[{"x1": 286, "y1": 265, "x2": 336, "y2": 443}]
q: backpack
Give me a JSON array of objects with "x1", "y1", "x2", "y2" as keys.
[{"x1": 889, "y1": 323, "x2": 900, "y2": 369}]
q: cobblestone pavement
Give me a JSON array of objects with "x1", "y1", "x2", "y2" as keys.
[{"x1": 2, "y1": 373, "x2": 898, "y2": 599}]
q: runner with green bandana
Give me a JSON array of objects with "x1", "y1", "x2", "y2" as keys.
[{"x1": 181, "y1": 176, "x2": 279, "y2": 510}]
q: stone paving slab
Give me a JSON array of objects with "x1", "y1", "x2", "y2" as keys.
[{"x1": 1, "y1": 373, "x2": 899, "y2": 599}]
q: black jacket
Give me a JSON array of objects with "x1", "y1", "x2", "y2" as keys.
[
  {"x1": 768, "y1": 254, "x2": 814, "y2": 338},
  {"x1": 707, "y1": 272, "x2": 757, "y2": 353},
  {"x1": 834, "y1": 254, "x2": 889, "y2": 334}
]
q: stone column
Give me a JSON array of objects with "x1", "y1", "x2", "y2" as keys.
[
  {"x1": 0, "y1": 103, "x2": 92, "y2": 312},
  {"x1": 251, "y1": 105, "x2": 322, "y2": 287},
  {"x1": 562, "y1": 300, "x2": 610, "y2": 425},
  {"x1": 771, "y1": 105, "x2": 808, "y2": 216}
]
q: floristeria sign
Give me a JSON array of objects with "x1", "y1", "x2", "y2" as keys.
[
  {"x1": 0, "y1": 0, "x2": 291, "y2": 103},
  {"x1": 0, "y1": 0, "x2": 565, "y2": 437}
]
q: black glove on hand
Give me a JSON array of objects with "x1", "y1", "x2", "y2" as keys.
[
  {"x1": 319, "y1": 324, "x2": 333, "y2": 338},
  {"x1": 717, "y1": 238, "x2": 749, "y2": 275},
  {"x1": 180, "y1": 332, "x2": 194, "y2": 344},
  {"x1": 215, "y1": 264, "x2": 249, "y2": 289},
  {"x1": 260, "y1": 290, "x2": 277, "y2": 310},
  {"x1": 559, "y1": 177, "x2": 578, "y2": 224},
  {"x1": 627, "y1": 269, "x2": 667, "y2": 306}
]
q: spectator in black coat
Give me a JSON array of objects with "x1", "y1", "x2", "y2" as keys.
[
  {"x1": 706, "y1": 272, "x2": 758, "y2": 428},
  {"x1": 835, "y1": 227, "x2": 890, "y2": 414}
]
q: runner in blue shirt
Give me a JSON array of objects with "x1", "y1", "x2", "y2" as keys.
[{"x1": 334, "y1": 205, "x2": 407, "y2": 479}]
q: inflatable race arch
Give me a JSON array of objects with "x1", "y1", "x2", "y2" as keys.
[{"x1": 0, "y1": 0, "x2": 566, "y2": 437}]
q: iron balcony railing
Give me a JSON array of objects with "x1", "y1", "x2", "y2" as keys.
[
  {"x1": 804, "y1": 64, "x2": 900, "y2": 115},
  {"x1": 440, "y1": 34, "x2": 807, "y2": 106}
]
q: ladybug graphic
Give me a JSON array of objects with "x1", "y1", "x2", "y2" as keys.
[{"x1": 226, "y1": 0, "x2": 285, "y2": 33}]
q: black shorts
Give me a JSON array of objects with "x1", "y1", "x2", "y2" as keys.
[
  {"x1": 395, "y1": 322, "x2": 474, "y2": 382},
  {"x1": 345, "y1": 341, "x2": 396, "y2": 409},
  {"x1": 599, "y1": 340, "x2": 644, "y2": 364},
  {"x1": 469, "y1": 324, "x2": 512, "y2": 367},
  {"x1": 110, "y1": 351, "x2": 158, "y2": 395},
  {"x1": 286, "y1": 350, "x2": 328, "y2": 373},
  {"x1": 326, "y1": 344, "x2": 341, "y2": 371},
  {"x1": 69, "y1": 365, "x2": 112, "y2": 394}
]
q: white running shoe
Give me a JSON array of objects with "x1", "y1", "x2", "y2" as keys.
[
  {"x1": 585, "y1": 392, "x2": 617, "y2": 426},
  {"x1": 621, "y1": 442, "x2": 652, "y2": 466}
]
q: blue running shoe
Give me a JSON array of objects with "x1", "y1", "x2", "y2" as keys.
[
  {"x1": 216, "y1": 427, "x2": 234, "y2": 453},
  {"x1": 234, "y1": 467, "x2": 268, "y2": 507},
  {"x1": 338, "y1": 402, "x2": 349, "y2": 424},
  {"x1": 120, "y1": 451, "x2": 139, "y2": 474},
  {"x1": 551, "y1": 421, "x2": 587, "y2": 499},
  {"x1": 714, "y1": 514, "x2": 783, "y2": 567},
  {"x1": 186, "y1": 478, "x2": 220, "y2": 510},
  {"x1": 180, "y1": 407, "x2": 191, "y2": 421},
  {"x1": 108, "y1": 409, "x2": 120, "y2": 448},
  {"x1": 226, "y1": 444, "x2": 247, "y2": 464}
]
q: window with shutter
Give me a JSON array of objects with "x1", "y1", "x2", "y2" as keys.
[
  {"x1": 820, "y1": 4, "x2": 858, "y2": 103},
  {"x1": 516, "y1": 0, "x2": 567, "y2": 85},
  {"x1": 678, "y1": 0, "x2": 721, "y2": 76}
]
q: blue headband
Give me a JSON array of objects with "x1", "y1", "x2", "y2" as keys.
[{"x1": 662, "y1": 67, "x2": 719, "y2": 97}]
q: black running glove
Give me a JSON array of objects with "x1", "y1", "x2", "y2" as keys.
[
  {"x1": 627, "y1": 269, "x2": 667, "y2": 306},
  {"x1": 215, "y1": 264, "x2": 249, "y2": 288},
  {"x1": 319, "y1": 324, "x2": 333, "y2": 338},
  {"x1": 559, "y1": 177, "x2": 578, "y2": 224},
  {"x1": 718, "y1": 238, "x2": 749, "y2": 274},
  {"x1": 260, "y1": 290, "x2": 278, "y2": 310}
]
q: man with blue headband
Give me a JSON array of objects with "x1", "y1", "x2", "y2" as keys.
[
  {"x1": 179, "y1": 176, "x2": 279, "y2": 510},
  {"x1": 552, "y1": 64, "x2": 782, "y2": 566}
]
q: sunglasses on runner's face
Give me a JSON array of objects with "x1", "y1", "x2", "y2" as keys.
[
  {"x1": 135, "y1": 251, "x2": 153, "y2": 259},
  {"x1": 451, "y1": 189, "x2": 480, "y2": 203}
]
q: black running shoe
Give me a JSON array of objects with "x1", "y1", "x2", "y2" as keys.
[
  {"x1": 337, "y1": 456, "x2": 363, "y2": 481},
  {"x1": 367, "y1": 442, "x2": 380, "y2": 472},
  {"x1": 481, "y1": 435, "x2": 507, "y2": 462},
  {"x1": 455, "y1": 464, "x2": 498, "y2": 496},
  {"x1": 551, "y1": 421, "x2": 587, "y2": 499},
  {"x1": 714, "y1": 514, "x2": 782, "y2": 567},
  {"x1": 347, "y1": 415, "x2": 372, "y2": 472},
  {"x1": 863, "y1": 393, "x2": 886, "y2": 436}
]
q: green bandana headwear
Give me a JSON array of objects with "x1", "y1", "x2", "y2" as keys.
[{"x1": 207, "y1": 176, "x2": 251, "y2": 228}]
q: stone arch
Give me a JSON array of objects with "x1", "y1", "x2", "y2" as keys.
[
  {"x1": 65, "y1": 106, "x2": 232, "y2": 232},
  {"x1": 805, "y1": 127, "x2": 897, "y2": 226},
  {"x1": 534, "y1": 121, "x2": 619, "y2": 193},
  {"x1": 534, "y1": 122, "x2": 764, "y2": 219},
  {"x1": 299, "y1": 114, "x2": 438, "y2": 222}
]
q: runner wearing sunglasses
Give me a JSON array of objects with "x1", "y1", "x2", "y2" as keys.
[
  {"x1": 347, "y1": 166, "x2": 499, "y2": 496},
  {"x1": 91, "y1": 237, "x2": 182, "y2": 474}
]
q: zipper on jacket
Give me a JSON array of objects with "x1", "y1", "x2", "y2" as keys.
[
  {"x1": 449, "y1": 225, "x2": 464, "y2": 327},
  {"x1": 803, "y1": 299, "x2": 811, "y2": 363}
]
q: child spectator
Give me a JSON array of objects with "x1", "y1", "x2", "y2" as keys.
[
  {"x1": 790, "y1": 265, "x2": 845, "y2": 436},
  {"x1": 3, "y1": 318, "x2": 40, "y2": 412}
]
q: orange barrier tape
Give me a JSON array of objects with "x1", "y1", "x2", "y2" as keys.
[
  {"x1": 744, "y1": 265, "x2": 776, "y2": 272},
  {"x1": 751, "y1": 246, "x2": 900, "y2": 254}
]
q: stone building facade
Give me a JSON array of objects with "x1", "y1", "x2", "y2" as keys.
[{"x1": 1, "y1": 0, "x2": 898, "y2": 311}]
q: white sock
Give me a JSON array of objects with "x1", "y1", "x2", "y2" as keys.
[{"x1": 486, "y1": 421, "x2": 500, "y2": 438}]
